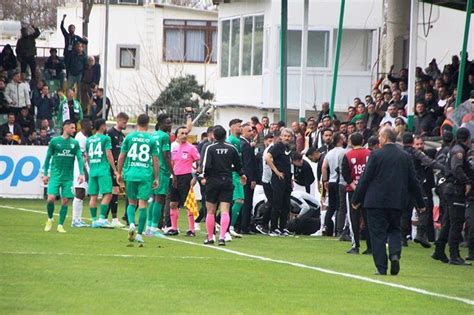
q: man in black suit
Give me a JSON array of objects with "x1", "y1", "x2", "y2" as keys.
[
  {"x1": 352, "y1": 127, "x2": 425, "y2": 275},
  {"x1": 240, "y1": 123, "x2": 258, "y2": 234}
]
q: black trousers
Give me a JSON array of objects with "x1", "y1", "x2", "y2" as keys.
[
  {"x1": 241, "y1": 181, "x2": 255, "y2": 233},
  {"x1": 325, "y1": 183, "x2": 345, "y2": 236},
  {"x1": 466, "y1": 202, "x2": 474, "y2": 257},
  {"x1": 366, "y1": 208, "x2": 402, "y2": 274},
  {"x1": 435, "y1": 191, "x2": 465, "y2": 258},
  {"x1": 401, "y1": 192, "x2": 431, "y2": 242},
  {"x1": 423, "y1": 187, "x2": 435, "y2": 241},
  {"x1": 270, "y1": 175, "x2": 291, "y2": 231},
  {"x1": 195, "y1": 182, "x2": 206, "y2": 223},
  {"x1": 262, "y1": 182, "x2": 273, "y2": 228},
  {"x1": 20, "y1": 56, "x2": 37, "y2": 80},
  {"x1": 347, "y1": 191, "x2": 371, "y2": 250}
]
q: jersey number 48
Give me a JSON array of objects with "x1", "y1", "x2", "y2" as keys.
[{"x1": 127, "y1": 143, "x2": 150, "y2": 162}]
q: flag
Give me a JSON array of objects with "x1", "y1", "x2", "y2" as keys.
[{"x1": 184, "y1": 187, "x2": 199, "y2": 219}]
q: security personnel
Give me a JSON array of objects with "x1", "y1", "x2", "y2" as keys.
[
  {"x1": 432, "y1": 127, "x2": 472, "y2": 265},
  {"x1": 401, "y1": 132, "x2": 444, "y2": 248},
  {"x1": 434, "y1": 131, "x2": 454, "y2": 224},
  {"x1": 465, "y1": 148, "x2": 474, "y2": 261}
]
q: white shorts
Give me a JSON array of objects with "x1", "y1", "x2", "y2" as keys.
[{"x1": 73, "y1": 170, "x2": 88, "y2": 192}]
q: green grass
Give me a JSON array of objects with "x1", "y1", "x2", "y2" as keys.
[{"x1": 0, "y1": 198, "x2": 473, "y2": 314}]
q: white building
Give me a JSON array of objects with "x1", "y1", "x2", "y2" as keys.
[
  {"x1": 212, "y1": 0, "x2": 474, "y2": 124},
  {"x1": 49, "y1": 2, "x2": 218, "y2": 116}
]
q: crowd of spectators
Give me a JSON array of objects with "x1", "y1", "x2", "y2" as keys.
[{"x1": 0, "y1": 15, "x2": 109, "y2": 146}]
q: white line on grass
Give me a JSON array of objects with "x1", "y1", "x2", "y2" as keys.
[
  {"x1": 0, "y1": 251, "x2": 249, "y2": 261},
  {"x1": 164, "y1": 237, "x2": 474, "y2": 307},
  {"x1": 2, "y1": 205, "x2": 474, "y2": 307}
]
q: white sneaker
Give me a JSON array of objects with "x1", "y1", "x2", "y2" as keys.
[
  {"x1": 111, "y1": 218, "x2": 125, "y2": 228},
  {"x1": 229, "y1": 226, "x2": 242, "y2": 238},
  {"x1": 162, "y1": 226, "x2": 171, "y2": 234},
  {"x1": 194, "y1": 222, "x2": 201, "y2": 231},
  {"x1": 135, "y1": 234, "x2": 144, "y2": 246},
  {"x1": 143, "y1": 227, "x2": 154, "y2": 237},
  {"x1": 128, "y1": 224, "x2": 136, "y2": 242},
  {"x1": 224, "y1": 232, "x2": 232, "y2": 242},
  {"x1": 310, "y1": 230, "x2": 323, "y2": 237},
  {"x1": 215, "y1": 223, "x2": 220, "y2": 232}
]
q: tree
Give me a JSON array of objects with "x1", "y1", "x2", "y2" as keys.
[
  {"x1": 0, "y1": 0, "x2": 66, "y2": 30},
  {"x1": 152, "y1": 74, "x2": 213, "y2": 110},
  {"x1": 151, "y1": 75, "x2": 214, "y2": 125}
]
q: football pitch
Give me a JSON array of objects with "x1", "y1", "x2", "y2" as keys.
[{"x1": 1, "y1": 199, "x2": 473, "y2": 314}]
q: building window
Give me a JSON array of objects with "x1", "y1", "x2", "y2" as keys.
[
  {"x1": 118, "y1": 0, "x2": 139, "y2": 4},
  {"x1": 333, "y1": 29, "x2": 373, "y2": 71},
  {"x1": 287, "y1": 30, "x2": 329, "y2": 68},
  {"x1": 163, "y1": 20, "x2": 217, "y2": 63},
  {"x1": 117, "y1": 45, "x2": 139, "y2": 69},
  {"x1": 221, "y1": 14, "x2": 264, "y2": 78}
]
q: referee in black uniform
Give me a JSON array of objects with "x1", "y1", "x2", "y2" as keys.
[
  {"x1": 106, "y1": 112, "x2": 129, "y2": 225},
  {"x1": 200, "y1": 125, "x2": 247, "y2": 246}
]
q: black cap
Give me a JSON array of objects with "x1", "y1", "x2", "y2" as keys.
[
  {"x1": 442, "y1": 130, "x2": 454, "y2": 144},
  {"x1": 456, "y1": 127, "x2": 471, "y2": 142}
]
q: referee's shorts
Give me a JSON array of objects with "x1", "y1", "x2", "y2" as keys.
[
  {"x1": 205, "y1": 175, "x2": 233, "y2": 204},
  {"x1": 170, "y1": 173, "x2": 193, "y2": 207}
]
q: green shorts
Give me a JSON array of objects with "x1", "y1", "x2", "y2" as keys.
[
  {"x1": 47, "y1": 179, "x2": 74, "y2": 199},
  {"x1": 153, "y1": 173, "x2": 170, "y2": 196},
  {"x1": 126, "y1": 180, "x2": 152, "y2": 201},
  {"x1": 232, "y1": 172, "x2": 244, "y2": 201},
  {"x1": 88, "y1": 175, "x2": 113, "y2": 195}
]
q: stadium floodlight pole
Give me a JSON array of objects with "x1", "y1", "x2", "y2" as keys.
[
  {"x1": 406, "y1": 0, "x2": 419, "y2": 131},
  {"x1": 455, "y1": 0, "x2": 473, "y2": 109},
  {"x1": 298, "y1": 0, "x2": 309, "y2": 122},
  {"x1": 329, "y1": 0, "x2": 345, "y2": 119},
  {"x1": 280, "y1": 0, "x2": 288, "y2": 124},
  {"x1": 102, "y1": 0, "x2": 109, "y2": 120}
]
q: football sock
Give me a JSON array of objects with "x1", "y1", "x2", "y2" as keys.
[
  {"x1": 59, "y1": 205, "x2": 68, "y2": 225},
  {"x1": 231, "y1": 202, "x2": 243, "y2": 226},
  {"x1": 89, "y1": 207, "x2": 97, "y2": 221},
  {"x1": 170, "y1": 208, "x2": 179, "y2": 230},
  {"x1": 109, "y1": 194, "x2": 118, "y2": 218},
  {"x1": 187, "y1": 209, "x2": 195, "y2": 232},
  {"x1": 99, "y1": 204, "x2": 108, "y2": 220},
  {"x1": 138, "y1": 208, "x2": 147, "y2": 235},
  {"x1": 127, "y1": 205, "x2": 137, "y2": 225},
  {"x1": 47, "y1": 203, "x2": 54, "y2": 219},
  {"x1": 220, "y1": 213, "x2": 230, "y2": 240},
  {"x1": 72, "y1": 198, "x2": 83, "y2": 221},
  {"x1": 206, "y1": 214, "x2": 215, "y2": 240},
  {"x1": 152, "y1": 203, "x2": 163, "y2": 228},
  {"x1": 147, "y1": 201, "x2": 154, "y2": 227}
]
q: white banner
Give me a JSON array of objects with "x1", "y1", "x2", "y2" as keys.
[{"x1": 0, "y1": 145, "x2": 48, "y2": 199}]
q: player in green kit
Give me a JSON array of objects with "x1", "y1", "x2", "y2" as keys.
[
  {"x1": 43, "y1": 120, "x2": 85, "y2": 233},
  {"x1": 226, "y1": 118, "x2": 244, "y2": 239},
  {"x1": 117, "y1": 114, "x2": 159, "y2": 245},
  {"x1": 86, "y1": 119, "x2": 119, "y2": 228},
  {"x1": 145, "y1": 113, "x2": 173, "y2": 236}
]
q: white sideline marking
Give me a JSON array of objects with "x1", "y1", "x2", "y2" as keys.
[
  {"x1": 0, "y1": 251, "x2": 248, "y2": 261},
  {"x1": 2, "y1": 205, "x2": 474, "y2": 306},
  {"x1": 164, "y1": 237, "x2": 474, "y2": 306}
]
